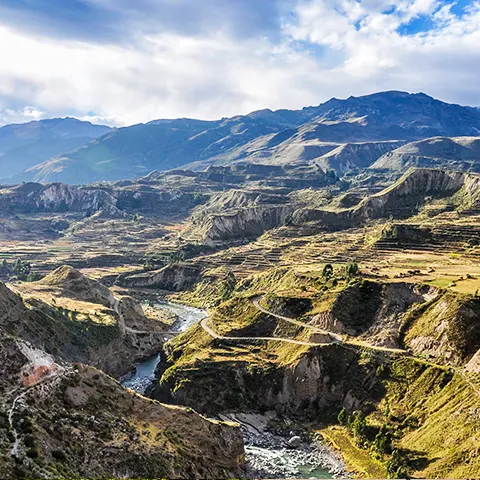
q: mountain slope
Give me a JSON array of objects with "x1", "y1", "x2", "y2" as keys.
[
  {"x1": 0, "y1": 118, "x2": 111, "y2": 180},
  {"x1": 13, "y1": 91, "x2": 480, "y2": 184},
  {"x1": 370, "y1": 136, "x2": 480, "y2": 172}
]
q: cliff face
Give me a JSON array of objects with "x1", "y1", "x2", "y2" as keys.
[
  {"x1": 356, "y1": 168, "x2": 466, "y2": 220},
  {"x1": 156, "y1": 343, "x2": 380, "y2": 417},
  {"x1": 402, "y1": 292, "x2": 480, "y2": 367},
  {"x1": 0, "y1": 182, "x2": 115, "y2": 214},
  {"x1": 10, "y1": 267, "x2": 167, "y2": 376},
  {"x1": 196, "y1": 204, "x2": 295, "y2": 242},
  {"x1": 293, "y1": 168, "x2": 479, "y2": 229},
  {"x1": 122, "y1": 264, "x2": 203, "y2": 291}
]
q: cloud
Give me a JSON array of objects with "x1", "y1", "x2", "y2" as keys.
[
  {"x1": 0, "y1": 0, "x2": 284, "y2": 44},
  {"x1": 0, "y1": 0, "x2": 478, "y2": 126},
  {"x1": 0, "y1": 106, "x2": 47, "y2": 125}
]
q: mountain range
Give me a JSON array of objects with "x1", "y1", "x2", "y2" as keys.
[
  {"x1": 2, "y1": 91, "x2": 480, "y2": 184},
  {"x1": 0, "y1": 118, "x2": 111, "y2": 180}
]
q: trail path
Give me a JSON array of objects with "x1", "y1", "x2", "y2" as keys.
[
  {"x1": 109, "y1": 295, "x2": 176, "y2": 336},
  {"x1": 201, "y1": 296, "x2": 480, "y2": 398},
  {"x1": 252, "y1": 296, "x2": 406, "y2": 354},
  {"x1": 201, "y1": 318, "x2": 330, "y2": 347},
  {"x1": 6, "y1": 363, "x2": 72, "y2": 457}
]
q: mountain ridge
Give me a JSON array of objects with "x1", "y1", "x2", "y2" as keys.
[{"x1": 2, "y1": 91, "x2": 480, "y2": 184}]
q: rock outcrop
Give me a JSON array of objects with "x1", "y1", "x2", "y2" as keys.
[
  {"x1": 195, "y1": 204, "x2": 295, "y2": 242},
  {"x1": 122, "y1": 264, "x2": 203, "y2": 291}
]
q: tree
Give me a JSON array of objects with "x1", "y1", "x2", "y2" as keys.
[
  {"x1": 345, "y1": 261, "x2": 360, "y2": 279},
  {"x1": 386, "y1": 450, "x2": 410, "y2": 479},
  {"x1": 219, "y1": 270, "x2": 237, "y2": 301},
  {"x1": 337, "y1": 408, "x2": 346, "y2": 425},
  {"x1": 322, "y1": 264, "x2": 334, "y2": 279},
  {"x1": 349, "y1": 411, "x2": 366, "y2": 440},
  {"x1": 373, "y1": 424, "x2": 392, "y2": 455}
]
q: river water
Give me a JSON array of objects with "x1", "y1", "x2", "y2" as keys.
[
  {"x1": 121, "y1": 300, "x2": 348, "y2": 479},
  {"x1": 120, "y1": 300, "x2": 206, "y2": 394}
]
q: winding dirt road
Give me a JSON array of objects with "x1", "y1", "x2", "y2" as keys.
[
  {"x1": 200, "y1": 295, "x2": 406, "y2": 355},
  {"x1": 200, "y1": 318, "x2": 331, "y2": 347}
]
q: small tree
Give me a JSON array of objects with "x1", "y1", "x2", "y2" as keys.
[
  {"x1": 219, "y1": 270, "x2": 237, "y2": 301},
  {"x1": 322, "y1": 264, "x2": 334, "y2": 279},
  {"x1": 349, "y1": 411, "x2": 366, "y2": 440},
  {"x1": 386, "y1": 449, "x2": 410, "y2": 479},
  {"x1": 345, "y1": 261, "x2": 360, "y2": 279},
  {"x1": 337, "y1": 408, "x2": 346, "y2": 425},
  {"x1": 373, "y1": 424, "x2": 392, "y2": 455}
]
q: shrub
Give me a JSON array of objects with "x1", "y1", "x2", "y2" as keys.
[
  {"x1": 373, "y1": 424, "x2": 392, "y2": 455},
  {"x1": 322, "y1": 264, "x2": 334, "y2": 279}
]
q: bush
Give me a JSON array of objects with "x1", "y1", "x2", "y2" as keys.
[
  {"x1": 386, "y1": 449, "x2": 410, "y2": 479},
  {"x1": 373, "y1": 424, "x2": 392, "y2": 455},
  {"x1": 52, "y1": 449, "x2": 67, "y2": 461},
  {"x1": 337, "y1": 408, "x2": 346, "y2": 425},
  {"x1": 322, "y1": 264, "x2": 334, "y2": 279}
]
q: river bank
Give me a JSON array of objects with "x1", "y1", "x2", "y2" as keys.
[{"x1": 223, "y1": 413, "x2": 349, "y2": 479}]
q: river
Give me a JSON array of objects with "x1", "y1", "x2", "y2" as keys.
[
  {"x1": 120, "y1": 300, "x2": 206, "y2": 394},
  {"x1": 121, "y1": 300, "x2": 348, "y2": 479}
]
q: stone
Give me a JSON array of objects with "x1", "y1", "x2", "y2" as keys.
[{"x1": 287, "y1": 436, "x2": 301, "y2": 449}]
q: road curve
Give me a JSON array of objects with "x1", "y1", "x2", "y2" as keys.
[
  {"x1": 252, "y1": 296, "x2": 344, "y2": 342},
  {"x1": 252, "y1": 295, "x2": 406, "y2": 355},
  {"x1": 201, "y1": 318, "x2": 331, "y2": 347}
]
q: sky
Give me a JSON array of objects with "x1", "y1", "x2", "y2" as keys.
[{"x1": 0, "y1": 0, "x2": 479, "y2": 126}]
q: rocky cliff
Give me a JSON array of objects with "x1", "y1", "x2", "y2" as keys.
[
  {"x1": 122, "y1": 264, "x2": 203, "y2": 291},
  {"x1": 293, "y1": 168, "x2": 480, "y2": 229},
  {"x1": 195, "y1": 204, "x2": 295, "y2": 242},
  {"x1": 11, "y1": 266, "x2": 167, "y2": 376},
  {"x1": 0, "y1": 182, "x2": 115, "y2": 214}
]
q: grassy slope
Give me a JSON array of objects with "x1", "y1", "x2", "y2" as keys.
[{"x1": 165, "y1": 269, "x2": 480, "y2": 478}]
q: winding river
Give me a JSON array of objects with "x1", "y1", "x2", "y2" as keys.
[{"x1": 120, "y1": 300, "x2": 206, "y2": 394}]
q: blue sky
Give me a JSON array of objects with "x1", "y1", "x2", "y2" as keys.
[{"x1": 0, "y1": 0, "x2": 478, "y2": 126}]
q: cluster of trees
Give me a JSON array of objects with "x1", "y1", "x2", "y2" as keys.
[
  {"x1": 0, "y1": 258, "x2": 40, "y2": 281},
  {"x1": 337, "y1": 408, "x2": 410, "y2": 479},
  {"x1": 321, "y1": 261, "x2": 360, "y2": 281},
  {"x1": 218, "y1": 270, "x2": 237, "y2": 301}
]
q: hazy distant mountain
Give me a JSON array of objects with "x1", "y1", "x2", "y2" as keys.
[
  {"x1": 370, "y1": 137, "x2": 480, "y2": 173},
  {"x1": 0, "y1": 117, "x2": 111, "y2": 180},
  {"x1": 9, "y1": 91, "x2": 480, "y2": 184}
]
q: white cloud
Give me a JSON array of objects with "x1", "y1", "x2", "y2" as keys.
[
  {"x1": 0, "y1": 106, "x2": 47, "y2": 125},
  {"x1": 0, "y1": 1, "x2": 479, "y2": 127}
]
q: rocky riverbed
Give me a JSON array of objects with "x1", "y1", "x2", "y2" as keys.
[{"x1": 223, "y1": 413, "x2": 349, "y2": 479}]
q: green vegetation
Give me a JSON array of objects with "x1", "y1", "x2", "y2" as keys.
[{"x1": 1, "y1": 258, "x2": 40, "y2": 281}]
